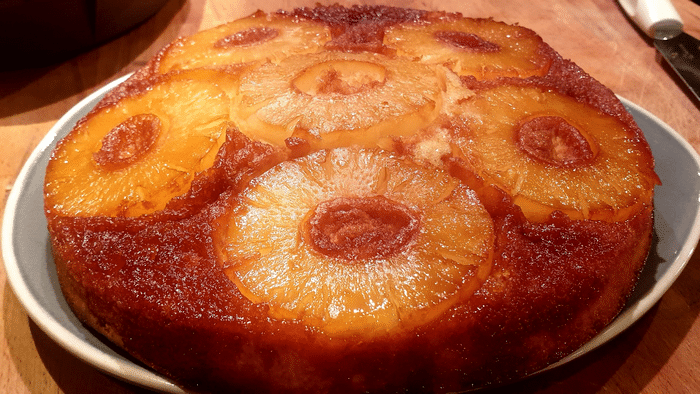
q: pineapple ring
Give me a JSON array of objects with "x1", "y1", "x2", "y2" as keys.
[
  {"x1": 383, "y1": 17, "x2": 551, "y2": 80},
  {"x1": 454, "y1": 84, "x2": 659, "y2": 222},
  {"x1": 221, "y1": 148, "x2": 494, "y2": 337},
  {"x1": 44, "y1": 78, "x2": 229, "y2": 217},
  {"x1": 155, "y1": 12, "x2": 332, "y2": 74},
  {"x1": 231, "y1": 51, "x2": 470, "y2": 149}
]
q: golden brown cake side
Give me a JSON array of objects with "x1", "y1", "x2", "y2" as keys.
[{"x1": 48, "y1": 188, "x2": 653, "y2": 392}]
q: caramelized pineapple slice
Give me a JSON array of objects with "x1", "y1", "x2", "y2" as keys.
[
  {"x1": 454, "y1": 84, "x2": 659, "y2": 222},
  {"x1": 156, "y1": 11, "x2": 332, "y2": 74},
  {"x1": 45, "y1": 77, "x2": 229, "y2": 217},
  {"x1": 232, "y1": 51, "x2": 471, "y2": 149},
  {"x1": 221, "y1": 148, "x2": 493, "y2": 337},
  {"x1": 384, "y1": 17, "x2": 551, "y2": 80}
]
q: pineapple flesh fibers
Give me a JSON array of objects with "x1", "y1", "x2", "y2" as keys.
[
  {"x1": 231, "y1": 51, "x2": 471, "y2": 149},
  {"x1": 453, "y1": 84, "x2": 659, "y2": 222},
  {"x1": 44, "y1": 78, "x2": 229, "y2": 217},
  {"x1": 221, "y1": 148, "x2": 494, "y2": 337}
]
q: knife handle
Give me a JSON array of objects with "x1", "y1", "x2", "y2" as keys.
[{"x1": 618, "y1": 0, "x2": 683, "y2": 39}]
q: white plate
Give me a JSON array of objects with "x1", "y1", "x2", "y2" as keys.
[{"x1": 3, "y1": 76, "x2": 700, "y2": 392}]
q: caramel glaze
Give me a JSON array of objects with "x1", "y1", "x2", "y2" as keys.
[
  {"x1": 307, "y1": 196, "x2": 420, "y2": 261},
  {"x1": 93, "y1": 114, "x2": 161, "y2": 170},
  {"x1": 47, "y1": 4, "x2": 658, "y2": 393},
  {"x1": 50, "y1": 133, "x2": 653, "y2": 393},
  {"x1": 515, "y1": 116, "x2": 596, "y2": 167},
  {"x1": 51, "y1": 164, "x2": 652, "y2": 392}
]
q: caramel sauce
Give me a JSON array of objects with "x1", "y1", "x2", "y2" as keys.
[
  {"x1": 307, "y1": 196, "x2": 420, "y2": 260},
  {"x1": 434, "y1": 30, "x2": 500, "y2": 53},
  {"x1": 214, "y1": 26, "x2": 279, "y2": 48},
  {"x1": 515, "y1": 115, "x2": 596, "y2": 167},
  {"x1": 93, "y1": 113, "x2": 160, "y2": 170}
]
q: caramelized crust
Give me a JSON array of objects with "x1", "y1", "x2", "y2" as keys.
[
  {"x1": 45, "y1": 4, "x2": 658, "y2": 393},
  {"x1": 50, "y1": 195, "x2": 652, "y2": 392}
]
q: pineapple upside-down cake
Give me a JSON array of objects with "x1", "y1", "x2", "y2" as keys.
[{"x1": 44, "y1": 4, "x2": 659, "y2": 393}]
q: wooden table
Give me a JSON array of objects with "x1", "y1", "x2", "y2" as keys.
[{"x1": 1, "y1": 0, "x2": 698, "y2": 392}]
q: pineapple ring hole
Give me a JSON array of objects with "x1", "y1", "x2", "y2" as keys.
[
  {"x1": 434, "y1": 30, "x2": 500, "y2": 53},
  {"x1": 93, "y1": 113, "x2": 161, "y2": 171},
  {"x1": 515, "y1": 115, "x2": 597, "y2": 167},
  {"x1": 214, "y1": 26, "x2": 279, "y2": 48},
  {"x1": 307, "y1": 195, "x2": 420, "y2": 261},
  {"x1": 292, "y1": 60, "x2": 387, "y2": 96}
]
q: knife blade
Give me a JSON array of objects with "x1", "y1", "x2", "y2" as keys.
[{"x1": 618, "y1": 0, "x2": 700, "y2": 102}]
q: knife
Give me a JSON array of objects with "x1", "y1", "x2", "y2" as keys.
[{"x1": 618, "y1": 0, "x2": 700, "y2": 101}]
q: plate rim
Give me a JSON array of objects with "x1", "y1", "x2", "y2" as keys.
[{"x1": 2, "y1": 80, "x2": 699, "y2": 392}]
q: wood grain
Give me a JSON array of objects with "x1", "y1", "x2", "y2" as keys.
[{"x1": 1, "y1": 0, "x2": 699, "y2": 393}]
